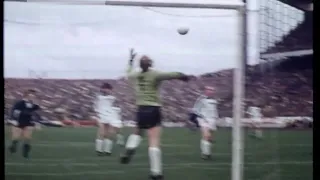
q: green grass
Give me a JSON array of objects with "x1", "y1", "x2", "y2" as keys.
[{"x1": 5, "y1": 127, "x2": 313, "y2": 180}]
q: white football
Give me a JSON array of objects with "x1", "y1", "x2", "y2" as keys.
[{"x1": 177, "y1": 28, "x2": 189, "y2": 35}]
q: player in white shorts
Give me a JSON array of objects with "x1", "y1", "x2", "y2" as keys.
[
  {"x1": 247, "y1": 106, "x2": 263, "y2": 138},
  {"x1": 94, "y1": 83, "x2": 124, "y2": 156},
  {"x1": 193, "y1": 86, "x2": 219, "y2": 160}
]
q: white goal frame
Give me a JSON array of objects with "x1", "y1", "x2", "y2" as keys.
[{"x1": 26, "y1": 1, "x2": 246, "y2": 180}]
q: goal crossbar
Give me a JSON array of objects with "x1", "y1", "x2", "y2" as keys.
[{"x1": 26, "y1": 0, "x2": 244, "y2": 10}]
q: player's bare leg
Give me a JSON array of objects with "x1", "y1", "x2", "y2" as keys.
[
  {"x1": 21, "y1": 126, "x2": 34, "y2": 158},
  {"x1": 200, "y1": 127, "x2": 213, "y2": 160},
  {"x1": 120, "y1": 128, "x2": 143, "y2": 164},
  {"x1": 147, "y1": 126, "x2": 163, "y2": 180},
  {"x1": 9, "y1": 126, "x2": 22, "y2": 153},
  {"x1": 96, "y1": 123, "x2": 107, "y2": 156},
  {"x1": 254, "y1": 119, "x2": 263, "y2": 138},
  {"x1": 103, "y1": 125, "x2": 115, "y2": 155},
  {"x1": 102, "y1": 125, "x2": 124, "y2": 155},
  {"x1": 249, "y1": 123, "x2": 263, "y2": 139},
  {"x1": 35, "y1": 122, "x2": 42, "y2": 130},
  {"x1": 115, "y1": 127, "x2": 125, "y2": 146},
  {"x1": 253, "y1": 126, "x2": 263, "y2": 139}
]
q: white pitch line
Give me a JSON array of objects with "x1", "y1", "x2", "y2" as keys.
[
  {"x1": 5, "y1": 141, "x2": 190, "y2": 148},
  {"x1": 5, "y1": 160, "x2": 312, "y2": 167},
  {"x1": 5, "y1": 141, "x2": 312, "y2": 148},
  {"x1": 5, "y1": 150, "x2": 311, "y2": 162},
  {"x1": 4, "y1": 152, "x2": 211, "y2": 162},
  {"x1": 4, "y1": 151, "x2": 276, "y2": 162},
  {"x1": 21, "y1": 142, "x2": 192, "y2": 148},
  {"x1": 5, "y1": 161, "x2": 313, "y2": 177},
  {"x1": 5, "y1": 170, "x2": 125, "y2": 176}
]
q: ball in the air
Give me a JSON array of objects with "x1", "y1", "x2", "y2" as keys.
[{"x1": 178, "y1": 28, "x2": 189, "y2": 35}]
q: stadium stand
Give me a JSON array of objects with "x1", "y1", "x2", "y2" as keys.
[{"x1": 4, "y1": 55, "x2": 312, "y2": 122}]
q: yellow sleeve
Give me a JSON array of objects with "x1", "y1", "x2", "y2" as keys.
[{"x1": 155, "y1": 71, "x2": 182, "y2": 81}]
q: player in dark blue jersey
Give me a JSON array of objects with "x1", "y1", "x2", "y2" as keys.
[{"x1": 8, "y1": 89, "x2": 40, "y2": 158}]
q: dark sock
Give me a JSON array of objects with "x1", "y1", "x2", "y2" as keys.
[
  {"x1": 195, "y1": 120, "x2": 200, "y2": 127},
  {"x1": 120, "y1": 149, "x2": 135, "y2": 164},
  {"x1": 12, "y1": 140, "x2": 18, "y2": 147},
  {"x1": 22, "y1": 143, "x2": 31, "y2": 158},
  {"x1": 9, "y1": 140, "x2": 18, "y2": 153}
]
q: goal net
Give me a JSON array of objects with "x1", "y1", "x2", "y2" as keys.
[{"x1": 244, "y1": 0, "x2": 313, "y2": 180}]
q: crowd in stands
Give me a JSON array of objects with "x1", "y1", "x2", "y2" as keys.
[{"x1": 4, "y1": 55, "x2": 313, "y2": 122}]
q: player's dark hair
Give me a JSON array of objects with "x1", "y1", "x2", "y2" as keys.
[
  {"x1": 101, "y1": 83, "x2": 112, "y2": 90},
  {"x1": 139, "y1": 56, "x2": 152, "y2": 72}
]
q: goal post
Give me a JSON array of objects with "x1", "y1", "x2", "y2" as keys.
[{"x1": 24, "y1": 1, "x2": 247, "y2": 180}]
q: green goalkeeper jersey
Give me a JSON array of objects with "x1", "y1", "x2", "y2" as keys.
[{"x1": 127, "y1": 65, "x2": 182, "y2": 106}]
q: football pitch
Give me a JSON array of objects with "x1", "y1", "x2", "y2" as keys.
[{"x1": 5, "y1": 127, "x2": 313, "y2": 180}]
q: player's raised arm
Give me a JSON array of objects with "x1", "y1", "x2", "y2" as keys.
[{"x1": 126, "y1": 48, "x2": 137, "y2": 79}]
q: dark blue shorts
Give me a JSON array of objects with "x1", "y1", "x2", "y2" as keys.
[
  {"x1": 14, "y1": 119, "x2": 35, "y2": 129},
  {"x1": 136, "y1": 106, "x2": 162, "y2": 129},
  {"x1": 189, "y1": 113, "x2": 200, "y2": 127}
]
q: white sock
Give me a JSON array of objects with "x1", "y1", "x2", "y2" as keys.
[
  {"x1": 95, "y1": 139, "x2": 103, "y2": 152},
  {"x1": 103, "y1": 139, "x2": 113, "y2": 153},
  {"x1": 116, "y1": 134, "x2": 125, "y2": 145},
  {"x1": 201, "y1": 139, "x2": 212, "y2": 155},
  {"x1": 148, "y1": 147, "x2": 162, "y2": 175},
  {"x1": 255, "y1": 129, "x2": 263, "y2": 138},
  {"x1": 125, "y1": 134, "x2": 142, "y2": 149}
]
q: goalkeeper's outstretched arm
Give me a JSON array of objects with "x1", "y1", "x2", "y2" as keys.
[
  {"x1": 127, "y1": 49, "x2": 191, "y2": 82},
  {"x1": 126, "y1": 48, "x2": 137, "y2": 79},
  {"x1": 155, "y1": 71, "x2": 191, "y2": 82}
]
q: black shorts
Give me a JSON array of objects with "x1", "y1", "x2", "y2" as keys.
[
  {"x1": 189, "y1": 113, "x2": 200, "y2": 127},
  {"x1": 136, "y1": 106, "x2": 162, "y2": 129},
  {"x1": 14, "y1": 119, "x2": 34, "y2": 129}
]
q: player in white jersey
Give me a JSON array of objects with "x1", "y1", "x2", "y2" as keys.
[
  {"x1": 247, "y1": 106, "x2": 263, "y2": 138},
  {"x1": 94, "y1": 83, "x2": 124, "y2": 156},
  {"x1": 192, "y1": 86, "x2": 218, "y2": 160},
  {"x1": 188, "y1": 95, "x2": 206, "y2": 128}
]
